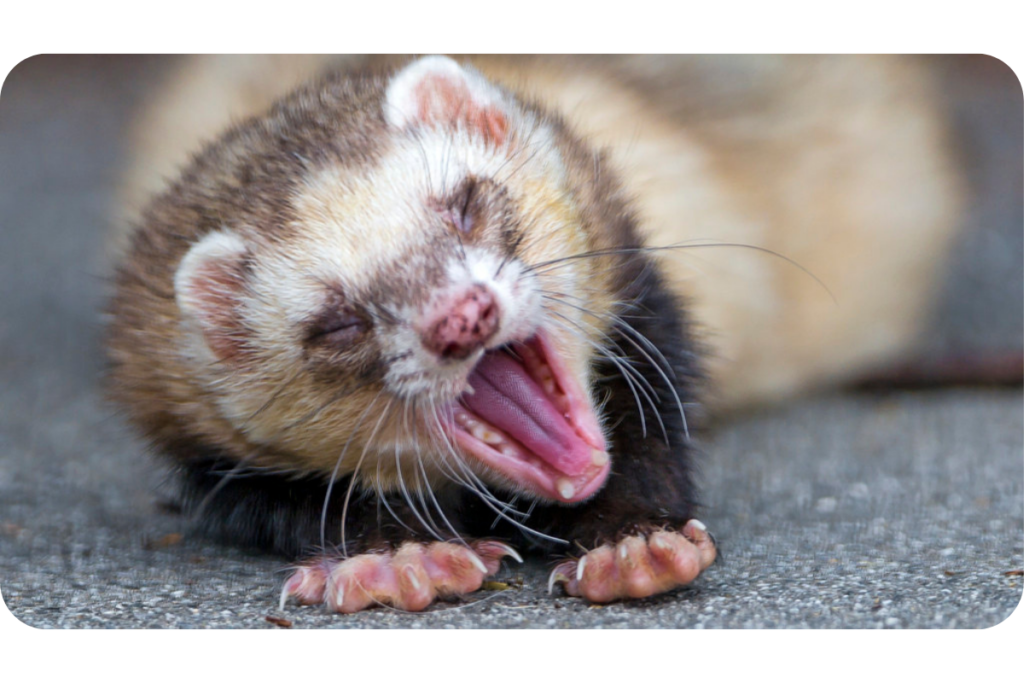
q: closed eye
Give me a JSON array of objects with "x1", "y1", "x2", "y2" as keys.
[
  {"x1": 439, "y1": 176, "x2": 478, "y2": 234},
  {"x1": 313, "y1": 312, "x2": 365, "y2": 347},
  {"x1": 305, "y1": 288, "x2": 368, "y2": 349}
]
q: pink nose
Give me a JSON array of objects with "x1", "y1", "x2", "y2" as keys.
[{"x1": 421, "y1": 284, "x2": 500, "y2": 360}]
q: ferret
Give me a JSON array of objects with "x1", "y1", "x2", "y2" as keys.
[{"x1": 107, "y1": 55, "x2": 962, "y2": 613}]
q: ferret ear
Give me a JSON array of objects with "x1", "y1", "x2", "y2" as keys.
[
  {"x1": 174, "y1": 230, "x2": 251, "y2": 362},
  {"x1": 384, "y1": 55, "x2": 509, "y2": 146}
]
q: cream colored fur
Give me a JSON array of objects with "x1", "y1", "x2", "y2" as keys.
[{"x1": 119, "y1": 55, "x2": 963, "y2": 413}]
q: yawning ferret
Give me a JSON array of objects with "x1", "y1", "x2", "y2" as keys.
[{"x1": 107, "y1": 55, "x2": 961, "y2": 612}]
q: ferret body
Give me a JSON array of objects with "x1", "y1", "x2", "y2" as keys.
[{"x1": 108, "y1": 55, "x2": 962, "y2": 611}]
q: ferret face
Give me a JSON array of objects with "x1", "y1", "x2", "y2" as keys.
[{"x1": 171, "y1": 57, "x2": 616, "y2": 504}]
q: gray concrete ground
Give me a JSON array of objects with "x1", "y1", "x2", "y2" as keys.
[{"x1": 1, "y1": 55, "x2": 1021, "y2": 629}]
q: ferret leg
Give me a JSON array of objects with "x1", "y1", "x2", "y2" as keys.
[
  {"x1": 536, "y1": 262, "x2": 717, "y2": 601},
  {"x1": 175, "y1": 460, "x2": 524, "y2": 612},
  {"x1": 271, "y1": 482, "x2": 523, "y2": 613}
]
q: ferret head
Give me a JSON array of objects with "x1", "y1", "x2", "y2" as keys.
[{"x1": 120, "y1": 56, "x2": 637, "y2": 506}]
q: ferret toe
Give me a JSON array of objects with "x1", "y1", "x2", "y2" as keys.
[
  {"x1": 280, "y1": 540, "x2": 513, "y2": 614},
  {"x1": 281, "y1": 563, "x2": 329, "y2": 607},
  {"x1": 550, "y1": 523, "x2": 717, "y2": 603}
]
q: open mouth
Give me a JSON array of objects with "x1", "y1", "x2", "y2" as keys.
[{"x1": 442, "y1": 331, "x2": 610, "y2": 503}]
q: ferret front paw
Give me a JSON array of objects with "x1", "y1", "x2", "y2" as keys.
[
  {"x1": 548, "y1": 520, "x2": 716, "y2": 603},
  {"x1": 281, "y1": 540, "x2": 521, "y2": 613}
]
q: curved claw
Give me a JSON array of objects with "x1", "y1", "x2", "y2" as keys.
[
  {"x1": 548, "y1": 559, "x2": 578, "y2": 595},
  {"x1": 469, "y1": 540, "x2": 524, "y2": 574}
]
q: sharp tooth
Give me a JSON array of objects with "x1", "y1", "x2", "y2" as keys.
[
  {"x1": 542, "y1": 378, "x2": 557, "y2": 395},
  {"x1": 458, "y1": 414, "x2": 480, "y2": 430},
  {"x1": 499, "y1": 445, "x2": 519, "y2": 458},
  {"x1": 557, "y1": 479, "x2": 576, "y2": 500},
  {"x1": 469, "y1": 424, "x2": 503, "y2": 444},
  {"x1": 591, "y1": 449, "x2": 609, "y2": 466}
]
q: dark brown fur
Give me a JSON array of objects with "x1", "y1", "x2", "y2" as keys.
[{"x1": 108, "y1": 58, "x2": 704, "y2": 561}]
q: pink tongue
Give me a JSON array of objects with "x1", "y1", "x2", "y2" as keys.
[{"x1": 463, "y1": 351, "x2": 592, "y2": 477}]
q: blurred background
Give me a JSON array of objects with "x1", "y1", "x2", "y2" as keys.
[{"x1": 0, "y1": 56, "x2": 1020, "y2": 628}]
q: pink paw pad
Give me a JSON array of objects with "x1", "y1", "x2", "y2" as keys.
[
  {"x1": 281, "y1": 540, "x2": 521, "y2": 614},
  {"x1": 549, "y1": 520, "x2": 717, "y2": 603}
]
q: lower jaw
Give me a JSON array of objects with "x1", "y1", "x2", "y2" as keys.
[{"x1": 447, "y1": 424, "x2": 611, "y2": 503}]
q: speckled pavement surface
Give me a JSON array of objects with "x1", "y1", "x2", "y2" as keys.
[{"x1": 1, "y1": 55, "x2": 1021, "y2": 629}]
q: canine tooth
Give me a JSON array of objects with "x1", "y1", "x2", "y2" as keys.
[
  {"x1": 591, "y1": 449, "x2": 609, "y2": 466},
  {"x1": 576, "y1": 555, "x2": 587, "y2": 582},
  {"x1": 542, "y1": 378, "x2": 557, "y2": 395},
  {"x1": 499, "y1": 445, "x2": 518, "y2": 458},
  {"x1": 557, "y1": 479, "x2": 576, "y2": 500}
]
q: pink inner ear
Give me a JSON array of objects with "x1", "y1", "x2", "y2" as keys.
[
  {"x1": 183, "y1": 258, "x2": 249, "y2": 362},
  {"x1": 414, "y1": 74, "x2": 508, "y2": 146}
]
